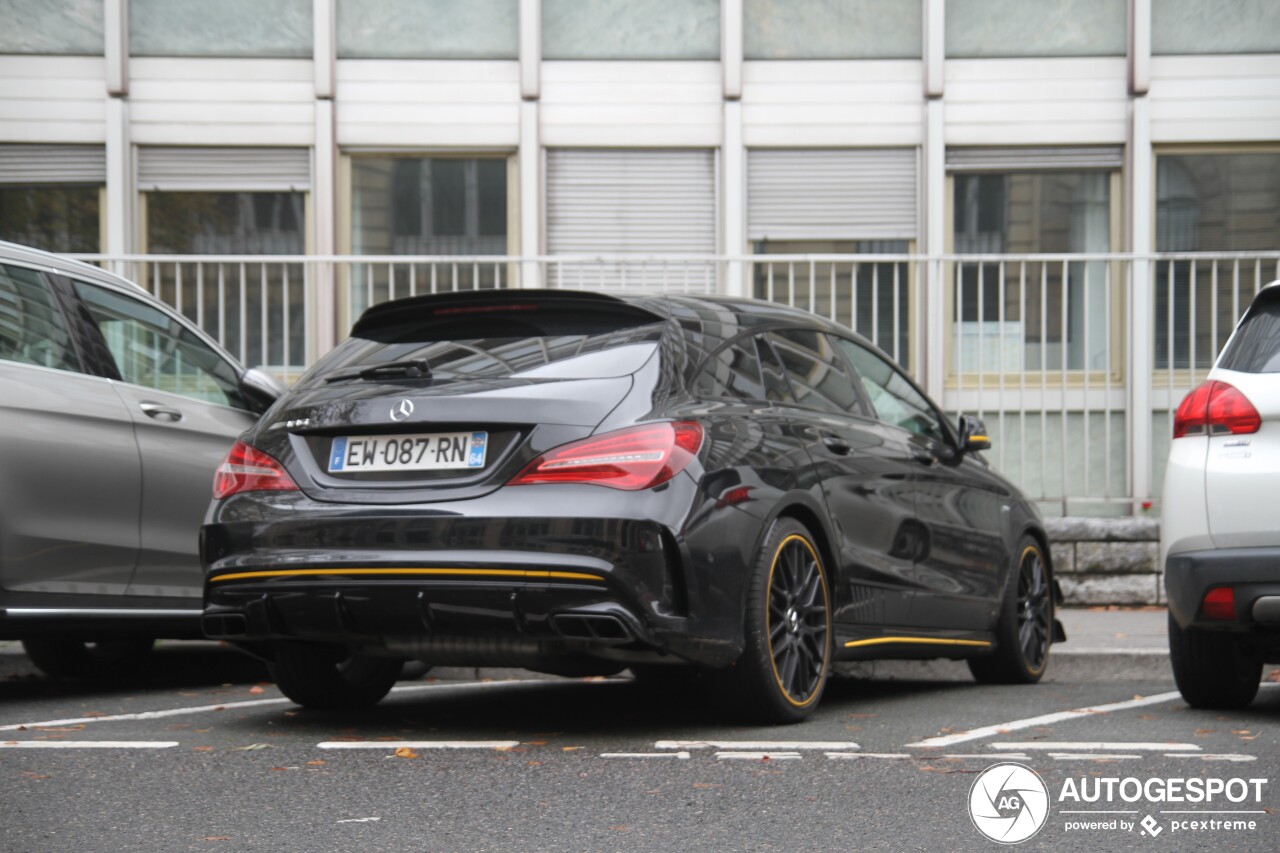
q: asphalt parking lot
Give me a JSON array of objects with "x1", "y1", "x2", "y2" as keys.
[{"x1": 2, "y1": 610, "x2": 1277, "y2": 852}]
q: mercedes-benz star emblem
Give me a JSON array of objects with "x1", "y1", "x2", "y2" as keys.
[{"x1": 390, "y1": 399, "x2": 414, "y2": 422}]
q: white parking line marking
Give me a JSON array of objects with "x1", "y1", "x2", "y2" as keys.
[
  {"x1": 1165, "y1": 753, "x2": 1257, "y2": 762},
  {"x1": 655, "y1": 740, "x2": 860, "y2": 751},
  {"x1": 1048, "y1": 753, "x2": 1142, "y2": 760},
  {"x1": 317, "y1": 741, "x2": 519, "y2": 750},
  {"x1": 715, "y1": 751, "x2": 802, "y2": 761},
  {"x1": 0, "y1": 679, "x2": 529, "y2": 733},
  {"x1": 336, "y1": 818, "x2": 382, "y2": 824},
  {"x1": 825, "y1": 753, "x2": 911, "y2": 760},
  {"x1": 941, "y1": 753, "x2": 1031, "y2": 760},
  {"x1": 600, "y1": 752, "x2": 690, "y2": 760},
  {"x1": 994, "y1": 742, "x2": 1200, "y2": 751},
  {"x1": 904, "y1": 691, "x2": 1183, "y2": 748},
  {"x1": 0, "y1": 741, "x2": 179, "y2": 749}
]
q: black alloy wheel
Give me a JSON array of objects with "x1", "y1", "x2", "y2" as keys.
[
  {"x1": 270, "y1": 644, "x2": 404, "y2": 710},
  {"x1": 21, "y1": 636, "x2": 156, "y2": 679},
  {"x1": 969, "y1": 537, "x2": 1052, "y2": 684},
  {"x1": 715, "y1": 518, "x2": 832, "y2": 724}
]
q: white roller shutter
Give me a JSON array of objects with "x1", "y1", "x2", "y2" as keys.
[
  {"x1": 546, "y1": 149, "x2": 717, "y2": 292},
  {"x1": 748, "y1": 149, "x2": 918, "y2": 242},
  {"x1": 946, "y1": 147, "x2": 1123, "y2": 172},
  {"x1": 136, "y1": 147, "x2": 311, "y2": 192},
  {"x1": 0, "y1": 144, "x2": 106, "y2": 184}
]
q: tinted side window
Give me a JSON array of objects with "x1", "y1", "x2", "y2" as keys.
[
  {"x1": 767, "y1": 328, "x2": 861, "y2": 414},
  {"x1": 756, "y1": 335, "x2": 795, "y2": 404},
  {"x1": 72, "y1": 281, "x2": 248, "y2": 409},
  {"x1": 0, "y1": 264, "x2": 78, "y2": 371},
  {"x1": 693, "y1": 337, "x2": 766, "y2": 400},
  {"x1": 1218, "y1": 290, "x2": 1280, "y2": 373},
  {"x1": 835, "y1": 337, "x2": 948, "y2": 444}
]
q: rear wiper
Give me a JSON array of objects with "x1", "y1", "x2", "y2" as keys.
[{"x1": 325, "y1": 358, "x2": 433, "y2": 383}]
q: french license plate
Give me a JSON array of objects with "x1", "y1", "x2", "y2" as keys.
[{"x1": 328, "y1": 431, "x2": 488, "y2": 473}]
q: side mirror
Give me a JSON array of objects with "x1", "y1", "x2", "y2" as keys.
[
  {"x1": 958, "y1": 414, "x2": 991, "y2": 453},
  {"x1": 239, "y1": 366, "x2": 286, "y2": 414}
]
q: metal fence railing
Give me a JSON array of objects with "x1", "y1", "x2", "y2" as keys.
[{"x1": 70, "y1": 251, "x2": 1280, "y2": 516}]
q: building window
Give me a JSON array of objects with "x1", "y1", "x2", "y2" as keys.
[
  {"x1": 1153, "y1": 0, "x2": 1280, "y2": 55},
  {"x1": 0, "y1": 0, "x2": 102, "y2": 55},
  {"x1": 745, "y1": 0, "x2": 921, "y2": 60},
  {"x1": 951, "y1": 169, "x2": 1115, "y2": 372},
  {"x1": 130, "y1": 0, "x2": 312, "y2": 58},
  {"x1": 337, "y1": 0, "x2": 517, "y2": 59},
  {"x1": 1154, "y1": 152, "x2": 1280, "y2": 369},
  {"x1": 349, "y1": 155, "x2": 509, "y2": 309},
  {"x1": 0, "y1": 185, "x2": 100, "y2": 253},
  {"x1": 946, "y1": 0, "x2": 1126, "y2": 58},
  {"x1": 542, "y1": 0, "x2": 720, "y2": 61}
]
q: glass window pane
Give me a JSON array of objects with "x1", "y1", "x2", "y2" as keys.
[
  {"x1": 0, "y1": 186, "x2": 100, "y2": 253},
  {"x1": 130, "y1": 0, "x2": 312, "y2": 58},
  {"x1": 0, "y1": 263, "x2": 77, "y2": 371},
  {"x1": 694, "y1": 338, "x2": 767, "y2": 401},
  {"x1": 745, "y1": 0, "x2": 921, "y2": 60},
  {"x1": 0, "y1": 0, "x2": 102, "y2": 55},
  {"x1": 946, "y1": 0, "x2": 1125, "y2": 58},
  {"x1": 767, "y1": 328, "x2": 861, "y2": 415},
  {"x1": 337, "y1": 0, "x2": 517, "y2": 59},
  {"x1": 543, "y1": 0, "x2": 720, "y2": 60},
  {"x1": 836, "y1": 337, "x2": 946, "y2": 443},
  {"x1": 1153, "y1": 0, "x2": 1280, "y2": 55},
  {"x1": 73, "y1": 280, "x2": 246, "y2": 408}
]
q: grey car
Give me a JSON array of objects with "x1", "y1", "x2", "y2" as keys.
[{"x1": 0, "y1": 241, "x2": 281, "y2": 677}]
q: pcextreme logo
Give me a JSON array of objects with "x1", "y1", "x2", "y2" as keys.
[{"x1": 968, "y1": 763, "x2": 1051, "y2": 844}]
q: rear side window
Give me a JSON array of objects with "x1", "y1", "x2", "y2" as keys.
[
  {"x1": 0, "y1": 264, "x2": 78, "y2": 372},
  {"x1": 1218, "y1": 290, "x2": 1280, "y2": 373},
  {"x1": 767, "y1": 329, "x2": 862, "y2": 415},
  {"x1": 693, "y1": 337, "x2": 765, "y2": 400},
  {"x1": 308, "y1": 304, "x2": 665, "y2": 387}
]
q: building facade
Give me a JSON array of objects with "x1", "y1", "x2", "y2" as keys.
[{"x1": 2, "y1": 0, "x2": 1280, "y2": 520}]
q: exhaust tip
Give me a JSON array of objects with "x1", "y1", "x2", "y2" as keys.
[{"x1": 551, "y1": 613, "x2": 633, "y2": 643}]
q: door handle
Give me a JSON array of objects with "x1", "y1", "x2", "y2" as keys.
[
  {"x1": 911, "y1": 450, "x2": 937, "y2": 467},
  {"x1": 139, "y1": 402, "x2": 184, "y2": 423},
  {"x1": 821, "y1": 434, "x2": 852, "y2": 455}
]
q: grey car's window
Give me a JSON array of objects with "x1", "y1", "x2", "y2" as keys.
[
  {"x1": 0, "y1": 264, "x2": 78, "y2": 372},
  {"x1": 1218, "y1": 291, "x2": 1280, "y2": 373},
  {"x1": 693, "y1": 337, "x2": 766, "y2": 401},
  {"x1": 72, "y1": 281, "x2": 246, "y2": 408},
  {"x1": 767, "y1": 328, "x2": 861, "y2": 415},
  {"x1": 834, "y1": 336, "x2": 948, "y2": 443}
]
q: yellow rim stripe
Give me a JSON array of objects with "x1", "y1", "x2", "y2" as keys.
[
  {"x1": 209, "y1": 567, "x2": 602, "y2": 583},
  {"x1": 843, "y1": 636, "x2": 992, "y2": 649}
]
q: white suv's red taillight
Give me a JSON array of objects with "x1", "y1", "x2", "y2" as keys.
[
  {"x1": 213, "y1": 440, "x2": 300, "y2": 499},
  {"x1": 508, "y1": 422, "x2": 702, "y2": 491},
  {"x1": 1172, "y1": 380, "x2": 1262, "y2": 439}
]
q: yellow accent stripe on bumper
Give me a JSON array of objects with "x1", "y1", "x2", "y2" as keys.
[
  {"x1": 208, "y1": 567, "x2": 602, "y2": 583},
  {"x1": 843, "y1": 636, "x2": 992, "y2": 649}
]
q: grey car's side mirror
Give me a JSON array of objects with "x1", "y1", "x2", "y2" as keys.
[
  {"x1": 240, "y1": 367, "x2": 286, "y2": 413},
  {"x1": 958, "y1": 414, "x2": 991, "y2": 453}
]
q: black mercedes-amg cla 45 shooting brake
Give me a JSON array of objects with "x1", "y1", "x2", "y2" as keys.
[{"x1": 201, "y1": 290, "x2": 1063, "y2": 723}]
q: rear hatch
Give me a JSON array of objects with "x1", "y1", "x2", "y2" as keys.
[
  {"x1": 256, "y1": 291, "x2": 668, "y2": 504},
  {"x1": 1203, "y1": 284, "x2": 1280, "y2": 547}
]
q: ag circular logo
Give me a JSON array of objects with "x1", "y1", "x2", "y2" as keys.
[{"x1": 968, "y1": 762, "x2": 1051, "y2": 844}]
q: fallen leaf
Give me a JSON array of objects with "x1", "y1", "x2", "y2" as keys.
[
  {"x1": 526, "y1": 761, "x2": 543, "y2": 766},
  {"x1": 269, "y1": 767, "x2": 288, "y2": 772},
  {"x1": 1232, "y1": 730, "x2": 1251, "y2": 735},
  {"x1": 307, "y1": 760, "x2": 325, "y2": 766},
  {"x1": 81, "y1": 712, "x2": 106, "y2": 718},
  {"x1": 561, "y1": 746, "x2": 583, "y2": 752},
  {"x1": 1266, "y1": 670, "x2": 1280, "y2": 683},
  {"x1": 393, "y1": 747, "x2": 419, "y2": 759},
  {"x1": 248, "y1": 686, "x2": 265, "y2": 695},
  {"x1": 526, "y1": 741, "x2": 548, "y2": 746},
  {"x1": 1193, "y1": 729, "x2": 1216, "y2": 736},
  {"x1": 193, "y1": 746, "x2": 214, "y2": 752}
]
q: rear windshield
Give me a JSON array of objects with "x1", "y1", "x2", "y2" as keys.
[
  {"x1": 302, "y1": 314, "x2": 665, "y2": 387},
  {"x1": 1218, "y1": 290, "x2": 1280, "y2": 373}
]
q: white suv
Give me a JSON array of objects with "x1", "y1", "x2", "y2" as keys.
[{"x1": 1161, "y1": 280, "x2": 1280, "y2": 709}]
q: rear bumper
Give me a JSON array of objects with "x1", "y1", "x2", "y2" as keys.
[
  {"x1": 200, "y1": 482, "x2": 761, "y2": 669},
  {"x1": 1165, "y1": 546, "x2": 1280, "y2": 633}
]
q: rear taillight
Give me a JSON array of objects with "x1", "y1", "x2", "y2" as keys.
[
  {"x1": 213, "y1": 440, "x2": 299, "y2": 499},
  {"x1": 1201, "y1": 587, "x2": 1236, "y2": 621},
  {"x1": 1172, "y1": 380, "x2": 1262, "y2": 439},
  {"x1": 508, "y1": 422, "x2": 703, "y2": 491}
]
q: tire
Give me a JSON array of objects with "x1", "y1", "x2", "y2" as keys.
[
  {"x1": 21, "y1": 636, "x2": 155, "y2": 679},
  {"x1": 1168, "y1": 612, "x2": 1261, "y2": 710},
  {"x1": 968, "y1": 537, "x2": 1052, "y2": 685},
  {"x1": 713, "y1": 518, "x2": 832, "y2": 724},
  {"x1": 270, "y1": 644, "x2": 403, "y2": 710}
]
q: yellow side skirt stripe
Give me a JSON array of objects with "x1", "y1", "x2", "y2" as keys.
[
  {"x1": 209, "y1": 567, "x2": 602, "y2": 583},
  {"x1": 843, "y1": 636, "x2": 992, "y2": 649}
]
